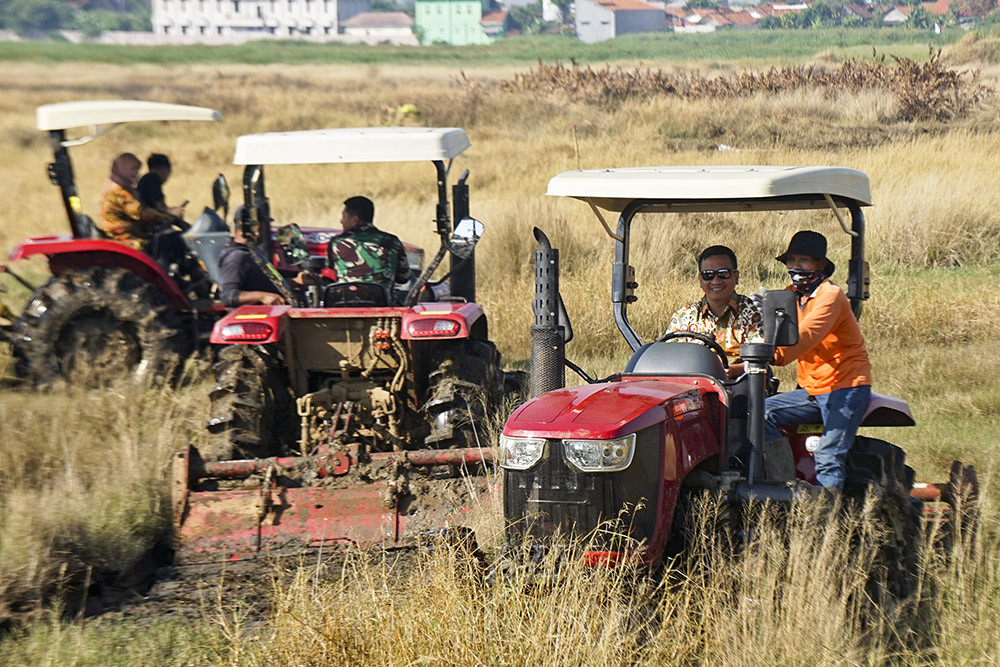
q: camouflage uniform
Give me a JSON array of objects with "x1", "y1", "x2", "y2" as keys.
[{"x1": 326, "y1": 223, "x2": 411, "y2": 287}]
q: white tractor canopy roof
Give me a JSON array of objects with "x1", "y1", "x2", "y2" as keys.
[
  {"x1": 546, "y1": 166, "x2": 872, "y2": 213},
  {"x1": 233, "y1": 127, "x2": 470, "y2": 166},
  {"x1": 37, "y1": 100, "x2": 221, "y2": 131}
]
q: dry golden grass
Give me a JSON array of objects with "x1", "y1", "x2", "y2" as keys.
[{"x1": 1, "y1": 59, "x2": 999, "y2": 663}]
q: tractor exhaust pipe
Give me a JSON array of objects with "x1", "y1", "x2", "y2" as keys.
[{"x1": 530, "y1": 227, "x2": 565, "y2": 397}]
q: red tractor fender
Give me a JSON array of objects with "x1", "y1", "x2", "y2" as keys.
[
  {"x1": 785, "y1": 392, "x2": 917, "y2": 485},
  {"x1": 10, "y1": 235, "x2": 191, "y2": 311}
]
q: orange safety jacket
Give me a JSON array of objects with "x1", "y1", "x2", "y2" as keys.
[{"x1": 772, "y1": 280, "x2": 871, "y2": 396}]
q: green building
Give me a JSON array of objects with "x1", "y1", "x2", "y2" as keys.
[{"x1": 415, "y1": 0, "x2": 507, "y2": 45}]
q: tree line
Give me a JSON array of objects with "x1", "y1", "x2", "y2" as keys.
[{"x1": 0, "y1": 0, "x2": 150, "y2": 36}]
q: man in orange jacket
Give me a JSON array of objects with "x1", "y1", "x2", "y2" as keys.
[{"x1": 763, "y1": 230, "x2": 872, "y2": 489}]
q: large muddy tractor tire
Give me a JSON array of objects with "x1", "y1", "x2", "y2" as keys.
[
  {"x1": 844, "y1": 437, "x2": 922, "y2": 603},
  {"x1": 11, "y1": 267, "x2": 189, "y2": 388},
  {"x1": 424, "y1": 339, "x2": 504, "y2": 449},
  {"x1": 205, "y1": 344, "x2": 295, "y2": 461}
]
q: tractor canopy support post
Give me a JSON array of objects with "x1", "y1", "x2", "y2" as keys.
[
  {"x1": 48, "y1": 130, "x2": 87, "y2": 239},
  {"x1": 433, "y1": 160, "x2": 451, "y2": 238},
  {"x1": 847, "y1": 204, "x2": 868, "y2": 319},
  {"x1": 531, "y1": 227, "x2": 565, "y2": 397},
  {"x1": 612, "y1": 202, "x2": 642, "y2": 352},
  {"x1": 241, "y1": 165, "x2": 299, "y2": 306},
  {"x1": 241, "y1": 165, "x2": 273, "y2": 251},
  {"x1": 450, "y1": 170, "x2": 474, "y2": 302}
]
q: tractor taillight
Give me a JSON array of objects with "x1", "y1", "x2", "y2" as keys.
[
  {"x1": 220, "y1": 322, "x2": 273, "y2": 341},
  {"x1": 407, "y1": 319, "x2": 460, "y2": 337}
]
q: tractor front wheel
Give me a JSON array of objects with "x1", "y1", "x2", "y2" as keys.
[
  {"x1": 12, "y1": 267, "x2": 189, "y2": 388},
  {"x1": 204, "y1": 344, "x2": 295, "y2": 461}
]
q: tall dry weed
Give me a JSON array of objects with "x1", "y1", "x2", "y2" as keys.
[
  {"x1": 0, "y1": 378, "x2": 213, "y2": 624},
  {"x1": 500, "y1": 50, "x2": 987, "y2": 121},
  {"x1": 203, "y1": 491, "x2": 998, "y2": 666}
]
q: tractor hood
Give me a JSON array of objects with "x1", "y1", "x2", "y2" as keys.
[{"x1": 503, "y1": 377, "x2": 725, "y2": 440}]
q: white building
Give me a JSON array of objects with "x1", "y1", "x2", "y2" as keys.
[
  {"x1": 575, "y1": 0, "x2": 665, "y2": 44},
  {"x1": 151, "y1": 0, "x2": 370, "y2": 42},
  {"x1": 340, "y1": 11, "x2": 417, "y2": 44}
]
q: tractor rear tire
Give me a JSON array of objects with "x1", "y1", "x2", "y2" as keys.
[
  {"x1": 844, "y1": 437, "x2": 922, "y2": 603},
  {"x1": 205, "y1": 344, "x2": 295, "y2": 461},
  {"x1": 11, "y1": 267, "x2": 189, "y2": 388},
  {"x1": 424, "y1": 339, "x2": 504, "y2": 449}
]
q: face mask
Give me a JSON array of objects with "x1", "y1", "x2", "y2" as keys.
[{"x1": 789, "y1": 268, "x2": 824, "y2": 294}]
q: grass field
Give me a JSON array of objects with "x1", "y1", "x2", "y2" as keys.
[
  {"x1": 0, "y1": 33, "x2": 999, "y2": 664},
  {"x1": 0, "y1": 28, "x2": 965, "y2": 67}
]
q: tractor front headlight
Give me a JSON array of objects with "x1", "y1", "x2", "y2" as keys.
[
  {"x1": 562, "y1": 433, "x2": 636, "y2": 473},
  {"x1": 498, "y1": 435, "x2": 546, "y2": 471}
]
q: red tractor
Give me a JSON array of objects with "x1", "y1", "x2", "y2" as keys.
[
  {"x1": 173, "y1": 127, "x2": 512, "y2": 564},
  {"x1": 499, "y1": 166, "x2": 977, "y2": 572},
  {"x1": 2, "y1": 100, "x2": 231, "y2": 386}
]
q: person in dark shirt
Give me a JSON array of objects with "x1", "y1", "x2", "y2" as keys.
[
  {"x1": 136, "y1": 153, "x2": 210, "y2": 296},
  {"x1": 137, "y1": 153, "x2": 186, "y2": 221},
  {"x1": 218, "y1": 206, "x2": 285, "y2": 307}
]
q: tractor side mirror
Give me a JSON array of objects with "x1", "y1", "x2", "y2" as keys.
[
  {"x1": 212, "y1": 174, "x2": 230, "y2": 219},
  {"x1": 762, "y1": 290, "x2": 799, "y2": 348},
  {"x1": 450, "y1": 217, "x2": 484, "y2": 260}
]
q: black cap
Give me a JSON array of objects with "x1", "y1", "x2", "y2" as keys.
[{"x1": 776, "y1": 230, "x2": 827, "y2": 263}]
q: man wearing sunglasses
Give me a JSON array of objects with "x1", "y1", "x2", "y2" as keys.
[
  {"x1": 763, "y1": 230, "x2": 872, "y2": 489},
  {"x1": 666, "y1": 245, "x2": 763, "y2": 379}
]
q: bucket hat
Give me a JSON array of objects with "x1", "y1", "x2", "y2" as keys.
[{"x1": 776, "y1": 230, "x2": 827, "y2": 263}]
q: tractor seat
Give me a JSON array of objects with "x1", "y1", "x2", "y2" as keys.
[
  {"x1": 623, "y1": 341, "x2": 727, "y2": 381},
  {"x1": 323, "y1": 282, "x2": 392, "y2": 308},
  {"x1": 79, "y1": 214, "x2": 107, "y2": 239}
]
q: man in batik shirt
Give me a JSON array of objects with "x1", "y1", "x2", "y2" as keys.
[
  {"x1": 326, "y1": 196, "x2": 411, "y2": 295},
  {"x1": 666, "y1": 245, "x2": 762, "y2": 379}
]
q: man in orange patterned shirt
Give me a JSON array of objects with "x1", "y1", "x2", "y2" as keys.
[{"x1": 667, "y1": 245, "x2": 763, "y2": 379}]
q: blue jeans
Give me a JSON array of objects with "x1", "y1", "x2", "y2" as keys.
[{"x1": 763, "y1": 385, "x2": 872, "y2": 489}]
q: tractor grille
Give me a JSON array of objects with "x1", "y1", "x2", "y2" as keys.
[{"x1": 504, "y1": 425, "x2": 662, "y2": 547}]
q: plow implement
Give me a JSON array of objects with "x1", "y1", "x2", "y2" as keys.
[
  {"x1": 172, "y1": 445, "x2": 494, "y2": 565},
  {"x1": 912, "y1": 460, "x2": 980, "y2": 533}
]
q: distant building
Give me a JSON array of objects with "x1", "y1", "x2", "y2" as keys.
[
  {"x1": 844, "y1": 3, "x2": 875, "y2": 23},
  {"x1": 151, "y1": 0, "x2": 369, "y2": 42},
  {"x1": 480, "y1": 9, "x2": 510, "y2": 39},
  {"x1": 575, "y1": 0, "x2": 666, "y2": 43},
  {"x1": 341, "y1": 11, "x2": 417, "y2": 44},
  {"x1": 542, "y1": 0, "x2": 563, "y2": 22},
  {"x1": 882, "y1": 6, "x2": 910, "y2": 25},
  {"x1": 415, "y1": 0, "x2": 506, "y2": 45},
  {"x1": 671, "y1": 6, "x2": 759, "y2": 31}
]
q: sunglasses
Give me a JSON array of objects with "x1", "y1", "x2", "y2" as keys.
[{"x1": 700, "y1": 269, "x2": 734, "y2": 281}]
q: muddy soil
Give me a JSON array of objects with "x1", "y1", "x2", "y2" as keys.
[{"x1": 84, "y1": 548, "x2": 420, "y2": 631}]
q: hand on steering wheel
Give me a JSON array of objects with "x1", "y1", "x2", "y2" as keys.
[{"x1": 655, "y1": 330, "x2": 730, "y2": 369}]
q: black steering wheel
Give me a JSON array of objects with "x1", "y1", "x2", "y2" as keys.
[{"x1": 655, "y1": 330, "x2": 730, "y2": 369}]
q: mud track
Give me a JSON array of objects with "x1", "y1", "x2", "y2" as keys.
[{"x1": 87, "y1": 547, "x2": 423, "y2": 628}]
